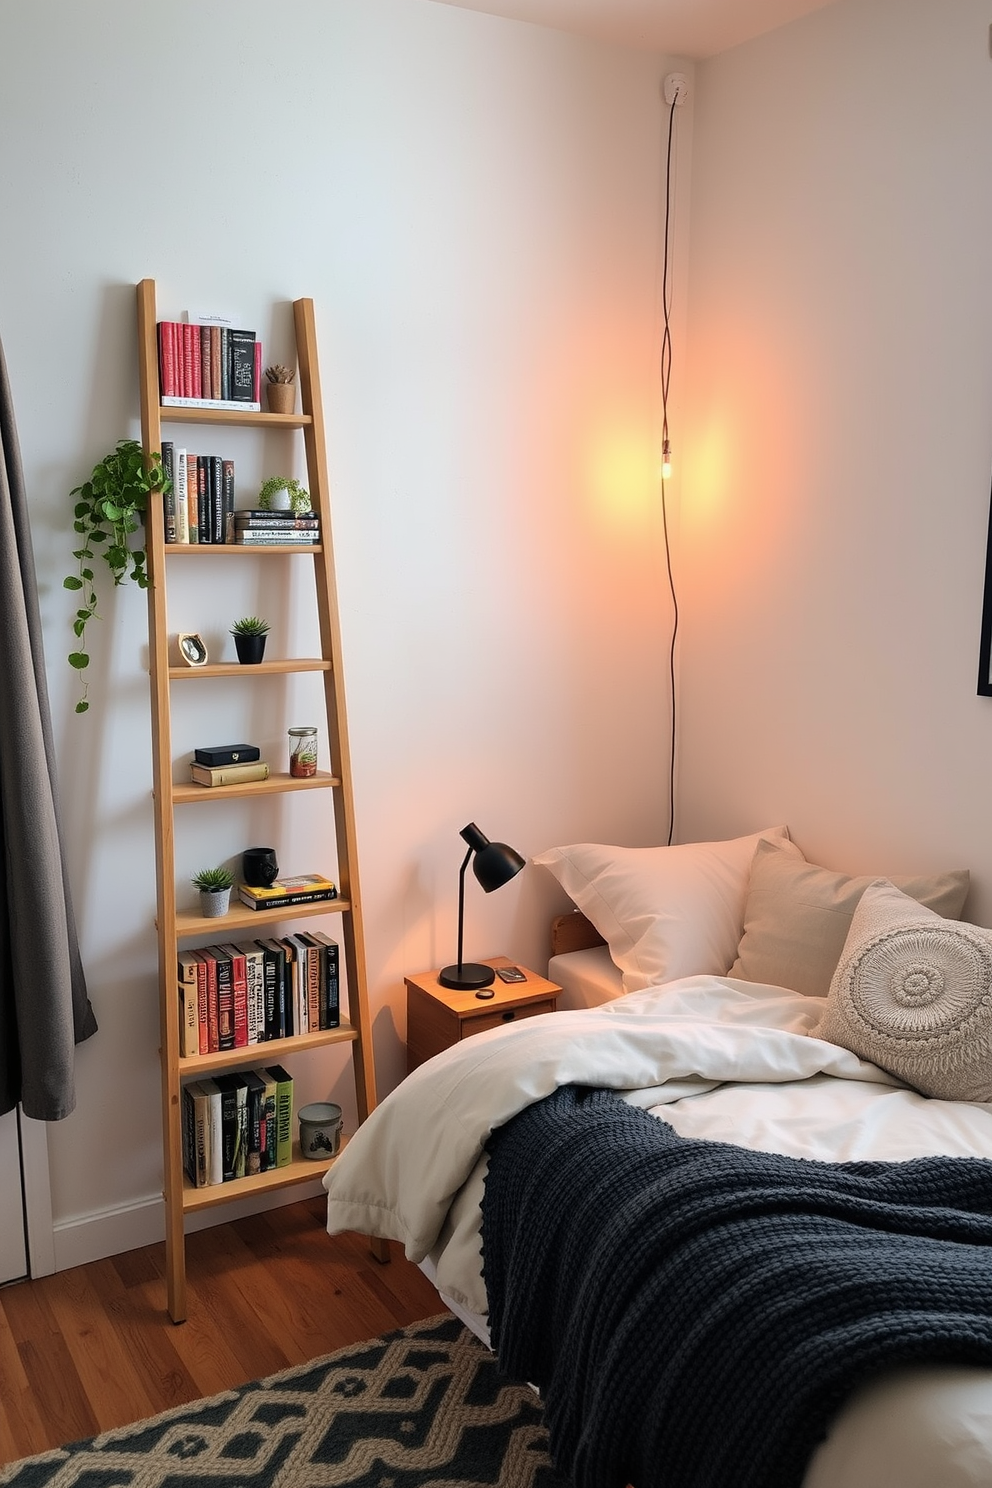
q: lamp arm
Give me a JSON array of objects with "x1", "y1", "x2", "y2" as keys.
[{"x1": 455, "y1": 843, "x2": 473, "y2": 975}]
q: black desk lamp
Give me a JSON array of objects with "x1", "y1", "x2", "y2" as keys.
[{"x1": 438, "y1": 822, "x2": 526, "y2": 990}]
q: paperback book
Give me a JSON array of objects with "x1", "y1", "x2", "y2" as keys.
[{"x1": 238, "y1": 873, "x2": 338, "y2": 911}]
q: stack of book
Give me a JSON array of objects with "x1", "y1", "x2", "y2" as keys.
[
  {"x1": 157, "y1": 318, "x2": 261, "y2": 410},
  {"x1": 161, "y1": 443, "x2": 236, "y2": 545},
  {"x1": 233, "y1": 509, "x2": 321, "y2": 546},
  {"x1": 181, "y1": 1064, "x2": 294, "y2": 1187},
  {"x1": 238, "y1": 873, "x2": 338, "y2": 910},
  {"x1": 177, "y1": 930, "x2": 340, "y2": 1057}
]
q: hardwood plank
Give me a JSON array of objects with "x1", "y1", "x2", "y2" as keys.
[{"x1": 0, "y1": 1199, "x2": 446, "y2": 1466}]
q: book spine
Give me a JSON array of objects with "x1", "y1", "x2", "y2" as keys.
[
  {"x1": 277, "y1": 939, "x2": 297, "y2": 1037},
  {"x1": 253, "y1": 339, "x2": 262, "y2": 405},
  {"x1": 161, "y1": 396, "x2": 261, "y2": 411},
  {"x1": 158, "y1": 322, "x2": 177, "y2": 399},
  {"x1": 237, "y1": 887, "x2": 337, "y2": 910},
  {"x1": 185, "y1": 452, "x2": 199, "y2": 544},
  {"x1": 211, "y1": 454, "x2": 224, "y2": 545},
  {"x1": 233, "y1": 518, "x2": 320, "y2": 531},
  {"x1": 229, "y1": 948, "x2": 248, "y2": 1048},
  {"x1": 199, "y1": 325, "x2": 211, "y2": 401},
  {"x1": 191, "y1": 322, "x2": 202, "y2": 399},
  {"x1": 234, "y1": 1082, "x2": 248, "y2": 1179},
  {"x1": 209, "y1": 325, "x2": 221, "y2": 401},
  {"x1": 259, "y1": 1070, "x2": 277, "y2": 1171},
  {"x1": 200, "y1": 952, "x2": 219, "y2": 1052},
  {"x1": 182, "y1": 1085, "x2": 195, "y2": 1184},
  {"x1": 174, "y1": 450, "x2": 189, "y2": 545},
  {"x1": 303, "y1": 937, "x2": 320, "y2": 1033},
  {"x1": 217, "y1": 1080, "x2": 238, "y2": 1181},
  {"x1": 178, "y1": 953, "x2": 199, "y2": 1057},
  {"x1": 200, "y1": 1079, "x2": 223, "y2": 1184},
  {"x1": 215, "y1": 950, "x2": 234, "y2": 1050},
  {"x1": 220, "y1": 327, "x2": 230, "y2": 401},
  {"x1": 234, "y1": 532, "x2": 320, "y2": 545},
  {"x1": 230, "y1": 330, "x2": 255, "y2": 402},
  {"x1": 193, "y1": 1086, "x2": 210, "y2": 1187},
  {"x1": 323, "y1": 938, "x2": 340, "y2": 1029},
  {"x1": 161, "y1": 441, "x2": 176, "y2": 543},
  {"x1": 243, "y1": 948, "x2": 264, "y2": 1045},
  {"x1": 191, "y1": 762, "x2": 269, "y2": 787},
  {"x1": 194, "y1": 953, "x2": 209, "y2": 1055},
  {"x1": 183, "y1": 322, "x2": 197, "y2": 399},
  {"x1": 222, "y1": 458, "x2": 235, "y2": 543},
  {"x1": 194, "y1": 455, "x2": 207, "y2": 543},
  {"x1": 267, "y1": 1066, "x2": 293, "y2": 1167},
  {"x1": 244, "y1": 1073, "x2": 265, "y2": 1175}
]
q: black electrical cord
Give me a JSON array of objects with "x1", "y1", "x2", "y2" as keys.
[{"x1": 660, "y1": 89, "x2": 680, "y2": 847}]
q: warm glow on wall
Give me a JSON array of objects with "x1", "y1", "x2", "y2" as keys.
[{"x1": 585, "y1": 423, "x2": 657, "y2": 524}]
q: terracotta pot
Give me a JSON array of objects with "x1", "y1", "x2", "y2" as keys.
[{"x1": 266, "y1": 382, "x2": 295, "y2": 414}]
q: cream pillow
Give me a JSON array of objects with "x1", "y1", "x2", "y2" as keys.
[
  {"x1": 728, "y1": 840, "x2": 970, "y2": 998},
  {"x1": 533, "y1": 826, "x2": 790, "y2": 994},
  {"x1": 815, "y1": 879, "x2": 992, "y2": 1101}
]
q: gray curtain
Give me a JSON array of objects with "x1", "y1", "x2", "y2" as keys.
[{"x1": 0, "y1": 334, "x2": 96, "y2": 1121}]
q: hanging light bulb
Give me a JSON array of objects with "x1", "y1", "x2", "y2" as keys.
[{"x1": 661, "y1": 438, "x2": 672, "y2": 481}]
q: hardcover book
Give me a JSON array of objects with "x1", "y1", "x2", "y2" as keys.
[
  {"x1": 234, "y1": 530, "x2": 320, "y2": 546},
  {"x1": 264, "y1": 1065, "x2": 294, "y2": 1167},
  {"x1": 230, "y1": 330, "x2": 256, "y2": 402},
  {"x1": 309, "y1": 930, "x2": 341, "y2": 1029},
  {"x1": 189, "y1": 761, "x2": 269, "y2": 788},
  {"x1": 237, "y1": 874, "x2": 338, "y2": 911},
  {"x1": 195, "y1": 1075, "x2": 224, "y2": 1185}
]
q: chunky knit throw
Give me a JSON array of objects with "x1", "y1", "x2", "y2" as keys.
[{"x1": 481, "y1": 1085, "x2": 992, "y2": 1488}]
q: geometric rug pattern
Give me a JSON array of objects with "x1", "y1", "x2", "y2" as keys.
[{"x1": 0, "y1": 1313, "x2": 570, "y2": 1487}]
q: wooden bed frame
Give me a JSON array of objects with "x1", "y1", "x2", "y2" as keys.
[{"x1": 550, "y1": 910, "x2": 606, "y2": 957}]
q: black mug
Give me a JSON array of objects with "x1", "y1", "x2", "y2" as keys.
[{"x1": 242, "y1": 846, "x2": 279, "y2": 888}]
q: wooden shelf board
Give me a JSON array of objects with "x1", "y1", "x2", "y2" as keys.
[
  {"x1": 160, "y1": 406, "x2": 311, "y2": 429},
  {"x1": 172, "y1": 770, "x2": 339, "y2": 804},
  {"x1": 177, "y1": 1022, "x2": 357, "y2": 1078},
  {"x1": 173, "y1": 896, "x2": 350, "y2": 938},
  {"x1": 181, "y1": 1137, "x2": 349, "y2": 1213},
  {"x1": 169, "y1": 659, "x2": 330, "y2": 680}
]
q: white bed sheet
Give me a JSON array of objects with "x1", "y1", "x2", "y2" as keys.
[
  {"x1": 549, "y1": 944, "x2": 623, "y2": 1008},
  {"x1": 325, "y1": 977, "x2": 992, "y2": 1487}
]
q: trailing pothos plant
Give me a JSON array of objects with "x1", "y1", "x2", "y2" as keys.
[{"x1": 64, "y1": 438, "x2": 169, "y2": 713}]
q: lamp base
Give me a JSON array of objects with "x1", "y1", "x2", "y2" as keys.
[{"x1": 438, "y1": 961, "x2": 495, "y2": 991}]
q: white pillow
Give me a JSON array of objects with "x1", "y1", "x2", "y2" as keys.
[
  {"x1": 815, "y1": 879, "x2": 992, "y2": 1102},
  {"x1": 533, "y1": 826, "x2": 791, "y2": 994}
]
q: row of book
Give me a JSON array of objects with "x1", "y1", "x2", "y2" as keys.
[
  {"x1": 178, "y1": 931, "x2": 340, "y2": 1057},
  {"x1": 158, "y1": 320, "x2": 261, "y2": 410},
  {"x1": 182, "y1": 1065, "x2": 292, "y2": 1188},
  {"x1": 161, "y1": 443, "x2": 233, "y2": 545}
]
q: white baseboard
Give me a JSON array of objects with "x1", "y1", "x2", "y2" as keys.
[{"x1": 52, "y1": 1177, "x2": 327, "y2": 1273}]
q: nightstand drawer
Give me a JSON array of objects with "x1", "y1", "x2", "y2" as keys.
[{"x1": 461, "y1": 997, "x2": 558, "y2": 1037}]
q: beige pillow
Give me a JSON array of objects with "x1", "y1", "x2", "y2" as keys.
[
  {"x1": 728, "y1": 840, "x2": 970, "y2": 998},
  {"x1": 533, "y1": 826, "x2": 791, "y2": 995},
  {"x1": 815, "y1": 879, "x2": 992, "y2": 1101}
]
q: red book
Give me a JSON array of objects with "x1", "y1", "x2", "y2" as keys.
[
  {"x1": 199, "y1": 948, "x2": 220, "y2": 1052},
  {"x1": 199, "y1": 325, "x2": 211, "y2": 401},
  {"x1": 158, "y1": 322, "x2": 177, "y2": 398},
  {"x1": 192, "y1": 951, "x2": 209, "y2": 1055},
  {"x1": 220, "y1": 943, "x2": 248, "y2": 1047}
]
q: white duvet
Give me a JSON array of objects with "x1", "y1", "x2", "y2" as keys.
[{"x1": 324, "y1": 976, "x2": 992, "y2": 1487}]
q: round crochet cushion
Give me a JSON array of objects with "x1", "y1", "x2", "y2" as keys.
[{"x1": 816, "y1": 879, "x2": 992, "y2": 1102}]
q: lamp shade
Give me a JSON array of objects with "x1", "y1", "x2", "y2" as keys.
[{"x1": 438, "y1": 822, "x2": 526, "y2": 991}]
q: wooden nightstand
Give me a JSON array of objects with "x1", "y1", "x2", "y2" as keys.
[{"x1": 405, "y1": 957, "x2": 561, "y2": 1072}]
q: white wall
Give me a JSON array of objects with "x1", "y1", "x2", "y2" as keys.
[
  {"x1": 679, "y1": 0, "x2": 992, "y2": 916},
  {"x1": 0, "y1": 1, "x2": 688, "y2": 1262}
]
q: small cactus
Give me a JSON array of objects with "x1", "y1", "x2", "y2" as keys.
[{"x1": 264, "y1": 364, "x2": 295, "y2": 384}]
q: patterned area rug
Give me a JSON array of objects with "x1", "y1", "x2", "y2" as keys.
[{"x1": 0, "y1": 1314, "x2": 569, "y2": 1487}]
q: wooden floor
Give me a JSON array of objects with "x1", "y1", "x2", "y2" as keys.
[{"x1": 0, "y1": 1196, "x2": 445, "y2": 1467}]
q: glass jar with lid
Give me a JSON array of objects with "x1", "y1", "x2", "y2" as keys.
[{"x1": 288, "y1": 725, "x2": 318, "y2": 778}]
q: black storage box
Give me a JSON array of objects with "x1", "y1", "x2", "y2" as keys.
[{"x1": 193, "y1": 743, "x2": 261, "y2": 767}]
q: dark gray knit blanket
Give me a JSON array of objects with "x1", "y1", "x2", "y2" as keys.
[{"x1": 481, "y1": 1084, "x2": 992, "y2": 1488}]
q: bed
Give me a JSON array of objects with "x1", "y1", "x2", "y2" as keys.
[{"x1": 324, "y1": 827, "x2": 992, "y2": 1488}]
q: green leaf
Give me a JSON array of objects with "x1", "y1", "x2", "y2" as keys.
[
  {"x1": 101, "y1": 501, "x2": 122, "y2": 521},
  {"x1": 68, "y1": 652, "x2": 89, "y2": 670},
  {"x1": 80, "y1": 568, "x2": 93, "y2": 581},
  {"x1": 72, "y1": 619, "x2": 85, "y2": 637},
  {"x1": 63, "y1": 576, "x2": 83, "y2": 591},
  {"x1": 74, "y1": 700, "x2": 89, "y2": 714}
]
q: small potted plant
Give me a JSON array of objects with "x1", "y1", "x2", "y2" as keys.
[
  {"x1": 258, "y1": 475, "x2": 311, "y2": 515},
  {"x1": 264, "y1": 365, "x2": 296, "y2": 415},
  {"x1": 191, "y1": 865, "x2": 234, "y2": 918},
  {"x1": 230, "y1": 615, "x2": 270, "y2": 665}
]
